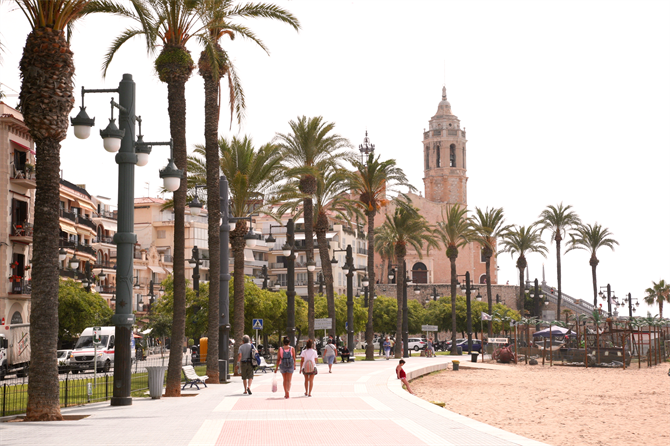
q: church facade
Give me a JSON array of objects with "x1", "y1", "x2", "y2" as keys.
[{"x1": 374, "y1": 87, "x2": 497, "y2": 287}]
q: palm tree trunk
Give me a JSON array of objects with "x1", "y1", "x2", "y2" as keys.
[
  {"x1": 556, "y1": 237, "x2": 562, "y2": 317},
  {"x1": 20, "y1": 26, "x2": 74, "y2": 421},
  {"x1": 450, "y1": 255, "x2": 458, "y2": 353},
  {"x1": 165, "y1": 79, "x2": 188, "y2": 397},
  {"x1": 231, "y1": 225, "x2": 247, "y2": 374},
  {"x1": 365, "y1": 209, "x2": 376, "y2": 360},
  {"x1": 304, "y1": 197, "x2": 315, "y2": 340},
  {"x1": 485, "y1": 256, "x2": 493, "y2": 338},
  {"x1": 315, "y1": 226, "x2": 336, "y2": 339},
  {"x1": 590, "y1": 256, "x2": 599, "y2": 307},
  {"x1": 200, "y1": 61, "x2": 221, "y2": 382},
  {"x1": 395, "y1": 257, "x2": 405, "y2": 358},
  {"x1": 518, "y1": 266, "x2": 525, "y2": 313}
]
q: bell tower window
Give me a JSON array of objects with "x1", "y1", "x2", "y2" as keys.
[
  {"x1": 450, "y1": 144, "x2": 456, "y2": 167},
  {"x1": 436, "y1": 143, "x2": 441, "y2": 167},
  {"x1": 425, "y1": 150, "x2": 430, "y2": 170}
]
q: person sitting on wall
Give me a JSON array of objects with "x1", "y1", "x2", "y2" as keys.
[{"x1": 340, "y1": 345, "x2": 351, "y2": 362}]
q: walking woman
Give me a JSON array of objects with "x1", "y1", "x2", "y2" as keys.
[
  {"x1": 299, "y1": 339, "x2": 318, "y2": 397},
  {"x1": 323, "y1": 339, "x2": 337, "y2": 373},
  {"x1": 396, "y1": 359, "x2": 414, "y2": 395},
  {"x1": 274, "y1": 337, "x2": 296, "y2": 399}
]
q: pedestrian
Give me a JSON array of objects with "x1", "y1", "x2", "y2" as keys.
[
  {"x1": 274, "y1": 336, "x2": 296, "y2": 399},
  {"x1": 236, "y1": 335, "x2": 255, "y2": 395},
  {"x1": 378, "y1": 337, "x2": 383, "y2": 356},
  {"x1": 323, "y1": 338, "x2": 337, "y2": 373},
  {"x1": 426, "y1": 338, "x2": 434, "y2": 358},
  {"x1": 396, "y1": 359, "x2": 414, "y2": 395},
  {"x1": 299, "y1": 339, "x2": 318, "y2": 397},
  {"x1": 383, "y1": 336, "x2": 391, "y2": 360}
]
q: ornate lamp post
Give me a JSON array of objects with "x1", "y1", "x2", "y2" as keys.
[
  {"x1": 70, "y1": 74, "x2": 182, "y2": 406},
  {"x1": 598, "y1": 284, "x2": 617, "y2": 317},
  {"x1": 332, "y1": 245, "x2": 367, "y2": 351},
  {"x1": 188, "y1": 246, "x2": 203, "y2": 298},
  {"x1": 456, "y1": 272, "x2": 478, "y2": 353},
  {"x1": 530, "y1": 279, "x2": 545, "y2": 330},
  {"x1": 388, "y1": 263, "x2": 413, "y2": 358}
]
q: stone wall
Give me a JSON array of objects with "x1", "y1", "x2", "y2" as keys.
[{"x1": 373, "y1": 283, "x2": 521, "y2": 310}]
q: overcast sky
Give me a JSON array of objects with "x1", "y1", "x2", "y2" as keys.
[{"x1": 2, "y1": 0, "x2": 669, "y2": 316}]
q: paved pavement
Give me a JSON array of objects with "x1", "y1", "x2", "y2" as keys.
[{"x1": 0, "y1": 354, "x2": 550, "y2": 446}]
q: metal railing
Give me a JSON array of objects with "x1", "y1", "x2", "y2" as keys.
[
  {"x1": 59, "y1": 209, "x2": 76, "y2": 222},
  {"x1": 94, "y1": 210, "x2": 117, "y2": 220},
  {"x1": 9, "y1": 279, "x2": 30, "y2": 295}
]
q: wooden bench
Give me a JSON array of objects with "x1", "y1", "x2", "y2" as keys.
[{"x1": 182, "y1": 365, "x2": 208, "y2": 390}]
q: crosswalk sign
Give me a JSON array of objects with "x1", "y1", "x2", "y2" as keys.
[{"x1": 252, "y1": 319, "x2": 263, "y2": 330}]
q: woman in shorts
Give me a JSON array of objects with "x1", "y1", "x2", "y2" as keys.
[
  {"x1": 299, "y1": 339, "x2": 318, "y2": 397},
  {"x1": 275, "y1": 337, "x2": 296, "y2": 399}
]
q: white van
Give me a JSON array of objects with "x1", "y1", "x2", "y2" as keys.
[{"x1": 69, "y1": 327, "x2": 135, "y2": 373}]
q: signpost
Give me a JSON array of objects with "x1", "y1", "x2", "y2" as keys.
[
  {"x1": 422, "y1": 325, "x2": 438, "y2": 350},
  {"x1": 252, "y1": 319, "x2": 263, "y2": 348},
  {"x1": 315, "y1": 318, "x2": 332, "y2": 343},
  {"x1": 93, "y1": 326, "x2": 101, "y2": 388}
]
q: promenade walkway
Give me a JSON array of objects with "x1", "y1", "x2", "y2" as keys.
[{"x1": 0, "y1": 355, "x2": 549, "y2": 446}]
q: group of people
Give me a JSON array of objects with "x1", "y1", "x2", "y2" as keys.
[{"x1": 236, "y1": 335, "x2": 341, "y2": 399}]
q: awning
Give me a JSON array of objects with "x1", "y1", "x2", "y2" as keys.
[
  {"x1": 293, "y1": 231, "x2": 337, "y2": 240},
  {"x1": 10, "y1": 139, "x2": 35, "y2": 155},
  {"x1": 59, "y1": 222, "x2": 77, "y2": 235},
  {"x1": 77, "y1": 200, "x2": 97, "y2": 213},
  {"x1": 76, "y1": 225, "x2": 93, "y2": 235},
  {"x1": 244, "y1": 249, "x2": 253, "y2": 261},
  {"x1": 148, "y1": 265, "x2": 165, "y2": 274},
  {"x1": 141, "y1": 328, "x2": 152, "y2": 335},
  {"x1": 133, "y1": 265, "x2": 147, "y2": 270},
  {"x1": 99, "y1": 220, "x2": 117, "y2": 232},
  {"x1": 163, "y1": 266, "x2": 173, "y2": 274}
]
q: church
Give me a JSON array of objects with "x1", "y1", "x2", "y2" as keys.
[{"x1": 374, "y1": 87, "x2": 496, "y2": 287}]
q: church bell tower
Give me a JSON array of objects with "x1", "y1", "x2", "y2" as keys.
[{"x1": 422, "y1": 87, "x2": 468, "y2": 205}]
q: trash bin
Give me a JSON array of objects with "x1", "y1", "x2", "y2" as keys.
[
  {"x1": 471, "y1": 352, "x2": 479, "y2": 363},
  {"x1": 146, "y1": 366, "x2": 167, "y2": 399},
  {"x1": 453, "y1": 362, "x2": 460, "y2": 371},
  {"x1": 455, "y1": 346, "x2": 462, "y2": 355}
]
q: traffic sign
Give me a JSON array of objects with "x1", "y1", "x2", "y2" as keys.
[
  {"x1": 93, "y1": 326, "x2": 102, "y2": 345},
  {"x1": 489, "y1": 338, "x2": 508, "y2": 344},
  {"x1": 314, "y1": 318, "x2": 332, "y2": 330},
  {"x1": 422, "y1": 325, "x2": 438, "y2": 332},
  {"x1": 252, "y1": 319, "x2": 263, "y2": 330}
]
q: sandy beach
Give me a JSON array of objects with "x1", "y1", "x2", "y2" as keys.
[{"x1": 411, "y1": 361, "x2": 670, "y2": 446}]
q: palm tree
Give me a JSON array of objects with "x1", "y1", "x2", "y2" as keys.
[
  {"x1": 189, "y1": 136, "x2": 283, "y2": 364},
  {"x1": 435, "y1": 204, "x2": 474, "y2": 353},
  {"x1": 374, "y1": 222, "x2": 397, "y2": 285},
  {"x1": 347, "y1": 153, "x2": 414, "y2": 360},
  {"x1": 377, "y1": 202, "x2": 436, "y2": 358},
  {"x1": 471, "y1": 207, "x2": 510, "y2": 337},
  {"x1": 195, "y1": 0, "x2": 299, "y2": 382},
  {"x1": 13, "y1": 0, "x2": 91, "y2": 422},
  {"x1": 644, "y1": 280, "x2": 669, "y2": 319},
  {"x1": 98, "y1": 0, "x2": 220, "y2": 396},
  {"x1": 566, "y1": 223, "x2": 619, "y2": 307},
  {"x1": 500, "y1": 224, "x2": 548, "y2": 313},
  {"x1": 274, "y1": 116, "x2": 350, "y2": 339},
  {"x1": 536, "y1": 203, "x2": 581, "y2": 318}
]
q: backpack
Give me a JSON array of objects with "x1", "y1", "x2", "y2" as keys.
[
  {"x1": 303, "y1": 357, "x2": 315, "y2": 373},
  {"x1": 250, "y1": 346, "x2": 259, "y2": 367},
  {"x1": 281, "y1": 347, "x2": 294, "y2": 369}
]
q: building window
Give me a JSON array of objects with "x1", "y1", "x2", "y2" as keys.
[
  {"x1": 462, "y1": 147, "x2": 466, "y2": 169},
  {"x1": 480, "y1": 249, "x2": 486, "y2": 263},
  {"x1": 10, "y1": 311, "x2": 23, "y2": 324},
  {"x1": 450, "y1": 144, "x2": 456, "y2": 167},
  {"x1": 435, "y1": 143, "x2": 441, "y2": 167},
  {"x1": 425, "y1": 151, "x2": 430, "y2": 170},
  {"x1": 479, "y1": 274, "x2": 487, "y2": 285},
  {"x1": 157, "y1": 230, "x2": 166, "y2": 239}
]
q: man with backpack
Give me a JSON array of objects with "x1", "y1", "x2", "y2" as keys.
[{"x1": 236, "y1": 335, "x2": 256, "y2": 395}]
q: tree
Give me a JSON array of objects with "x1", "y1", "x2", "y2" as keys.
[
  {"x1": 189, "y1": 136, "x2": 282, "y2": 368},
  {"x1": 377, "y1": 202, "x2": 437, "y2": 357},
  {"x1": 500, "y1": 224, "x2": 548, "y2": 313},
  {"x1": 13, "y1": 0, "x2": 92, "y2": 421},
  {"x1": 58, "y1": 280, "x2": 113, "y2": 347},
  {"x1": 471, "y1": 206, "x2": 510, "y2": 337},
  {"x1": 195, "y1": 0, "x2": 299, "y2": 381},
  {"x1": 566, "y1": 223, "x2": 618, "y2": 307},
  {"x1": 372, "y1": 295, "x2": 398, "y2": 335},
  {"x1": 644, "y1": 280, "x2": 669, "y2": 319},
  {"x1": 277, "y1": 163, "x2": 362, "y2": 340},
  {"x1": 98, "y1": 0, "x2": 211, "y2": 397},
  {"x1": 275, "y1": 116, "x2": 350, "y2": 340},
  {"x1": 536, "y1": 203, "x2": 581, "y2": 318},
  {"x1": 347, "y1": 153, "x2": 414, "y2": 360},
  {"x1": 434, "y1": 204, "x2": 473, "y2": 353}
]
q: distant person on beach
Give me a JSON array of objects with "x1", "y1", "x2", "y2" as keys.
[
  {"x1": 275, "y1": 337, "x2": 296, "y2": 399},
  {"x1": 299, "y1": 339, "x2": 318, "y2": 397},
  {"x1": 396, "y1": 359, "x2": 414, "y2": 394}
]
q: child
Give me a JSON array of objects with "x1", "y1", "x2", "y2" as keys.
[{"x1": 395, "y1": 359, "x2": 414, "y2": 395}]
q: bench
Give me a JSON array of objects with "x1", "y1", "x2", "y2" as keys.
[
  {"x1": 182, "y1": 365, "x2": 208, "y2": 390},
  {"x1": 255, "y1": 356, "x2": 274, "y2": 373}
]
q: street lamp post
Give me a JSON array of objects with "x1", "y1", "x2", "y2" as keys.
[
  {"x1": 456, "y1": 272, "x2": 477, "y2": 353},
  {"x1": 188, "y1": 246, "x2": 203, "y2": 298},
  {"x1": 530, "y1": 279, "x2": 545, "y2": 330},
  {"x1": 317, "y1": 271, "x2": 325, "y2": 295},
  {"x1": 598, "y1": 284, "x2": 616, "y2": 317},
  {"x1": 621, "y1": 293, "x2": 639, "y2": 318},
  {"x1": 333, "y1": 245, "x2": 367, "y2": 352},
  {"x1": 388, "y1": 263, "x2": 413, "y2": 358},
  {"x1": 70, "y1": 74, "x2": 182, "y2": 406}
]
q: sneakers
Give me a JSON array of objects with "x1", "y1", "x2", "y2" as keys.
[{"x1": 247, "y1": 388, "x2": 252, "y2": 395}]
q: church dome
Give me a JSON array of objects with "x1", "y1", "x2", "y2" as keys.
[{"x1": 435, "y1": 86, "x2": 452, "y2": 115}]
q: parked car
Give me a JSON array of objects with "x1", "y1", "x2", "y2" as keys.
[
  {"x1": 444, "y1": 338, "x2": 466, "y2": 351},
  {"x1": 456, "y1": 339, "x2": 482, "y2": 352},
  {"x1": 57, "y1": 349, "x2": 73, "y2": 372},
  {"x1": 360, "y1": 338, "x2": 380, "y2": 350},
  {"x1": 408, "y1": 337, "x2": 427, "y2": 351}
]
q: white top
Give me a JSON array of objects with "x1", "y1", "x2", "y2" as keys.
[{"x1": 300, "y1": 348, "x2": 318, "y2": 369}]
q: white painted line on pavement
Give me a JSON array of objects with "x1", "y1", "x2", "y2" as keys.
[
  {"x1": 393, "y1": 418, "x2": 454, "y2": 446},
  {"x1": 354, "y1": 384, "x2": 368, "y2": 394},
  {"x1": 214, "y1": 397, "x2": 238, "y2": 412},
  {"x1": 360, "y1": 396, "x2": 392, "y2": 411},
  {"x1": 188, "y1": 419, "x2": 225, "y2": 446},
  {"x1": 356, "y1": 375, "x2": 371, "y2": 383}
]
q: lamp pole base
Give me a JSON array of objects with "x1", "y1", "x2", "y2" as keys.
[{"x1": 110, "y1": 396, "x2": 132, "y2": 406}]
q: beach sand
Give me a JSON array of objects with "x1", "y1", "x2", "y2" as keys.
[{"x1": 411, "y1": 361, "x2": 670, "y2": 446}]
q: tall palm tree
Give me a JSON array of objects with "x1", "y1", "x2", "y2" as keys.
[
  {"x1": 500, "y1": 224, "x2": 548, "y2": 313},
  {"x1": 274, "y1": 116, "x2": 350, "y2": 340},
  {"x1": 277, "y1": 163, "x2": 363, "y2": 339},
  {"x1": 374, "y1": 222, "x2": 397, "y2": 285},
  {"x1": 347, "y1": 153, "x2": 414, "y2": 360},
  {"x1": 189, "y1": 136, "x2": 283, "y2": 364},
  {"x1": 195, "y1": 0, "x2": 298, "y2": 382},
  {"x1": 471, "y1": 207, "x2": 510, "y2": 337},
  {"x1": 13, "y1": 0, "x2": 91, "y2": 422},
  {"x1": 377, "y1": 202, "x2": 436, "y2": 358},
  {"x1": 644, "y1": 280, "x2": 669, "y2": 319},
  {"x1": 536, "y1": 203, "x2": 581, "y2": 318},
  {"x1": 435, "y1": 204, "x2": 474, "y2": 353},
  {"x1": 566, "y1": 223, "x2": 618, "y2": 307}
]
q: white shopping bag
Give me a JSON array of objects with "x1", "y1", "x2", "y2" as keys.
[{"x1": 272, "y1": 375, "x2": 278, "y2": 393}]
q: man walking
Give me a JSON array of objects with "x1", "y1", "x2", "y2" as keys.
[{"x1": 236, "y1": 335, "x2": 255, "y2": 395}]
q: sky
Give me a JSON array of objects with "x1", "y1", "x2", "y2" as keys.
[{"x1": 1, "y1": 0, "x2": 669, "y2": 316}]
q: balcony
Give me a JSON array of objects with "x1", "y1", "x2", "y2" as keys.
[
  {"x1": 59, "y1": 268, "x2": 84, "y2": 280},
  {"x1": 9, "y1": 221, "x2": 33, "y2": 244},
  {"x1": 76, "y1": 215, "x2": 97, "y2": 231},
  {"x1": 8, "y1": 278, "x2": 31, "y2": 296},
  {"x1": 270, "y1": 262, "x2": 286, "y2": 269},
  {"x1": 9, "y1": 167, "x2": 36, "y2": 189},
  {"x1": 357, "y1": 247, "x2": 368, "y2": 255},
  {"x1": 59, "y1": 240, "x2": 97, "y2": 257},
  {"x1": 60, "y1": 209, "x2": 76, "y2": 222},
  {"x1": 94, "y1": 260, "x2": 116, "y2": 270},
  {"x1": 92, "y1": 236, "x2": 114, "y2": 245},
  {"x1": 94, "y1": 209, "x2": 117, "y2": 220},
  {"x1": 99, "y1": 285, "x2": 116, "y2": 295}
]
